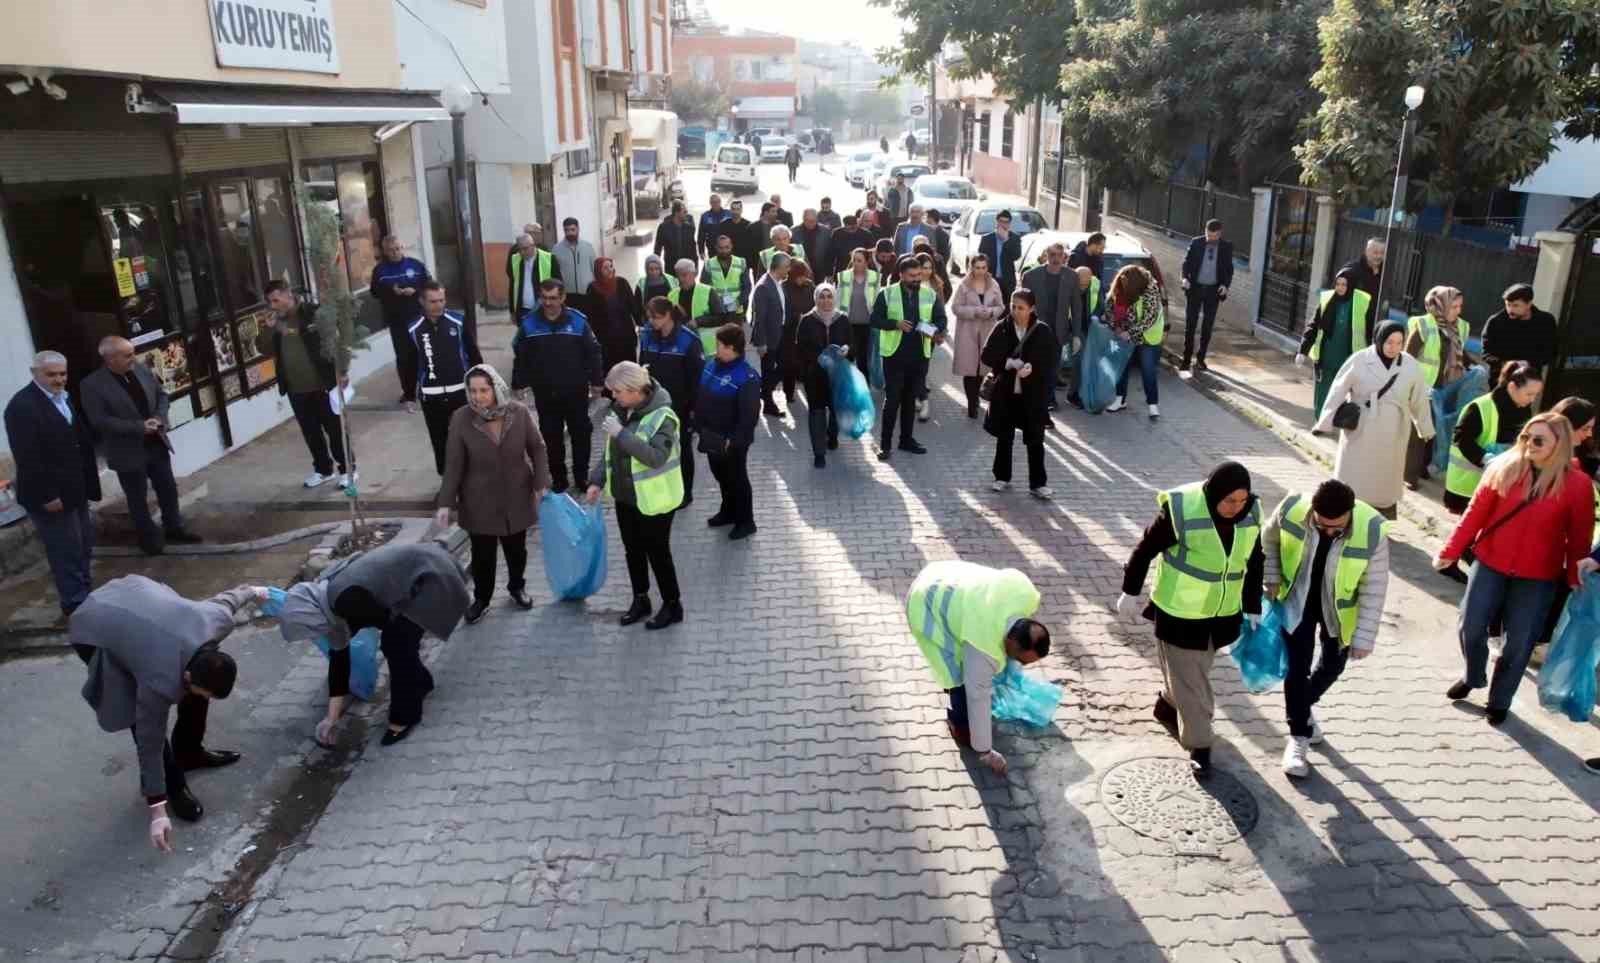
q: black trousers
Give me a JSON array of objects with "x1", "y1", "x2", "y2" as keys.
[
  {"x1": 1183, "y1": 284, "x2": 1222, "y2": 364},
  {"x1": 616, "y1": 502, "x2": 681, "y2": 601},
  {"x1": 880, "y1": 356, "x2": 926, "y2": 448},
  {"x1": 946, "y1": 686, "x2": 970, "y2": 744},
  {"x1": 468, "y1": 530, "x2": 528, "y2": 603},
  {"x1": 74, "y1": 643, "x2": 198, "y2": 795},
  {"x1": 760, "y1": 350, "x2": 783, "y2": 407},
  {"x1": 849, "y1": 325, "x2": 874, "y2": 381},
  {"x1": 963, "y1": 375, "x2": 982, "y2": 416},
  {"x1": 388, "y1": 320, "x2": 419, "y2": 402},
  {"x1": 1283, "y1": 618, "x2": 1349, "y2": 738},
  {"x1": 707, "y1": 444, "x2": 754, "y2": 525},
  {"x1": 117, "y1": 447, "x2": 184, "y2": 540},
  {"x1": 675, "y1": 412, "x2": 696, "y2": 500},
  {"x1": 379, "y1": 616, "x2": 433, "y2": 727},
  {"x1": 993, "y1": 424, "x2": 1047, "y2": 489},
  {"x1": 421, "y1": 390, "x2": 467, "y2": 476},
  {"x1": 808, "y1": 392, "x2": 838, "y2": 455},
  {"x1": 534, "y1": 390, "x2": 594, "y2": 491},
  {"x1": 289, "y1": 390, "x2": 348, "y2": 476}
]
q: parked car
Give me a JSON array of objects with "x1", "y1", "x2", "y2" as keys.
[
  {"x1": 743, "y1": 127, "x2": 777, "y2": 145},
  {"x1": 846, "y1": 151, "x2": 883, "y2": 188},
  {"x1": 876, "y1": 162, "x2": 932, "y2": 199},
  {"x1": 949, "y1": 205, "x2": 1049, "y2": 275},
  {"x1": 759, "y1": 136, "x2": 794, "y2": 164},
  {"x1": 710, "y1": 143, "x2": 760, "y2": 195},
  {"x1": 1016, "y1": 229, "x2": 1168, "y2": 298},
  {"x1": 909, "y1": 176, "x2": 983, "y2": 225}
]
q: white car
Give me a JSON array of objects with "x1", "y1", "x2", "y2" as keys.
[
  {"x1": 910, "y1": 176, "x2": 983, "y2": 225},
  {"x1": 845, "y1": 151, "x2": 883, "y2": 188},
  {"x1": 759, "y1": 136, "x2": 793, "y2": 164},
  {"x1": 948, "y1": 206, "x2": 1048, "y2": 275},
  {"x1": 1016, "y1": 229, "x2": 1168, "y2": 295},
  {"x1": 709, "y1": 143, "x2": 759, "y2": 196}
]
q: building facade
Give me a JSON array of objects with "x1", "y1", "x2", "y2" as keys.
[{"x1": 672, "y1": 31, "x2": 797, "y2": 134}]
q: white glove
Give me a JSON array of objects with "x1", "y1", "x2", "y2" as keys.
[
  {"x1": 1181, "y1": 278, "x2": 1191, "y2": 290},
  {"x1": 840, "y1": 345, "x2": 850, "y2": 357},
  {"x1": 601, "y1": 414, "x2": 624, "y2": 438},
  {"x1": 1005, "y1": 358, "x2": 1024, "y2": 371},
  {"x1": 1072, "y1": 337, "x2": 1082, "y2": 353},
  {"x1": 433, "y1": 507, "x2": 451, "y2": 530},
  {"x1": 1115, "y1": 592, "x2": 1141, "y2": 617},
  {"x1": 252, "y1": 585, "x2": 272, "y2": 603},
  {"x1": 315, "y1": 717, "x2": 337, "y2": 748},
  {"x1": 1294, "y1": 353, "x2": 1308, "y2": 368},
  {"x1": 1245, "y1": 613, "x2": 1261, "y2": 630},
  {"x1": 149, "y1": 804, "x2": 174, "y2": 853},
  {"x1": 980, "y1": 749, "x2": 1008, "y2": 776}
]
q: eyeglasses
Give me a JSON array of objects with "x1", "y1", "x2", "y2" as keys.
[{"x1": 1525, "y1": 434, "x2": 1549, "y2": 449}]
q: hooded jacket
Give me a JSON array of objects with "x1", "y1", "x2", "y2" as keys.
[{"x1": 603, "y1": 381, "x2": 679, "y2": 508}]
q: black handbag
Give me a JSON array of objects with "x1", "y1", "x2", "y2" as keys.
[
  {"x1": 980, "y1": 321, "x2": 1037, "y2": 402},
  {"x1": 1332, "y1": 371, "x2": 1400, "y2": 431}
]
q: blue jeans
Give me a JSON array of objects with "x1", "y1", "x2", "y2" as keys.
[
  {"x1": 30, "y1": 505, "x2": 94, "y2": 614},
  {"x1": 1115, "y1": 343, "x2": 1161, "y2": 404},
  {"x1": 1458, "y1": 562, "x2": 1559, "y2": 712}
]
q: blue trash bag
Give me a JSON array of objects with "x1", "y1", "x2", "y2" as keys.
[
  {"x1": 1230, "y1": 602, "x2": 1289, "y2": 693},
  {"x1": 1079, "y1": 320, "x2": 1135, "y2": 414},
  {"x1": 1429, "y1": 365, "x2": 1489, "y2": 476},
  {"x1": 990, "y1": 659, "x2": 1064, "y2": 728},
  {"x1": 1538, "y1": 575, "x2": 1600, "y2": 722},
  {"x1": 263, "y1": 587, "x2": 380, "y2": 700},
  {"x1": 868, "y1": 334, "x2": 885, "y2": 391},
  {"x1": 540, "y1": 492, "x2": 608, "y2": 600},
  {"x1": 819, "y1": 346, "x2": 876, "y2": 439}
]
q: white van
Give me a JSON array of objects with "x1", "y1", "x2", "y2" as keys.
[{"x1": 710, "y1": 143, "x2": 759, "y2": 195}]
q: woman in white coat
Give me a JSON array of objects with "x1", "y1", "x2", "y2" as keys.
[
  {"x1": 950, "y1": 252, "x2": 1005, "y2": 419},
  {"x1": 1314, "y1": 319, "x2": 1435, "y2": 517}
]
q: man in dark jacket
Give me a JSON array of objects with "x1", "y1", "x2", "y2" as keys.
[
  {"x1": 1482, "y1": 282, "x2": 1559, "y2": 383},
  {"x1": 368, "y1": 235, "x2": 431, "y2": 404},
  {"x1": 697, "y1": 194, "x2": 732, "y2": 258},
  {"x1": 637, "y1": 296, "x2": 706, "y2": 504},
  {"x1": 979, "y1": 210, "x2": 1024, "y2": 303},
  {"x1": 653, "y1": 202, "x2": 698, "y2": 269},
  {"x1": 408, "y1": 281, "x2": 482, "y2": 475},
  {"x1": 885, "y1": 175, "x2": 912, "y2": 224},
  {"x1": 263, "y1": 282, "x2": 350, "y2": 488},
  {"x1": 1068, "y1": 233, "x2": 1106, "y2": 282},
  {"x1": 871, "y1": 255, "x2": 948, "y2": 460},
  {"x1": 1179, "y1": 218, "x2": 1235, "y2": 373},
  {"x1": 512, "y1": 279, "x2": 604, "y2": 492},
  {"x1": 924, "y1": 210, "x2": 951, "y2": 261},
  {"x1": 1021, "y1": 242, "x2": 1081, "y2": 410},
  {"x1": 830, "y1": 215, "x2": 876, "y2": 276},
  {"x1": 749, "y1": 253, "x2": 791, "y2": 417},
  {"x1": 695, "y1": 324, "x2": 762, "y2": 540},
  {"x1": 794, "y1": 208, "x2": 832, "y2": 273},
  {"x1": 817, "y1": 197, "x2": 843, "y2": 231},
  {"x1": 4, "y1": 350, "x2": 102, "y2": 614},
  {"x1": 1338, "y1": 238, "x2": 1385, "y2": 342},
  {"x1": 769, "y1": 194, "x2": 794, "y2": 228},
  {"x1": 717, "y1": 199, "x2": 760, "y2": 270}
]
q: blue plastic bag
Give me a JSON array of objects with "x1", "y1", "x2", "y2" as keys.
[
  {"x1": 263, "y1": 587, "x2": 380, "y2": 700},
  {"x1": 990, "y1": 660, "x2": 1064, "y2": 728},
  {"x1": 868, "y1": 334, "x2": 885, "y2": 391},
  {"x1": 1079, "y1": 320, "x2": 1134, "y2": 414},
  {"x1": 540, "y1": 492, "x2": 608, "y2": 600},
  {"x1": 1538, "y1": 576, "x2": 1600, "y2": 721},
  {"x1": 1230, "y1": 602, "x2": 1288, "y2": 693},
  {"x1": 1429, "y1": 365, "x2": 1489, "y2": 476},
  {"x1": 819, "y1": 346, "x2": 875, "y2": 439}
]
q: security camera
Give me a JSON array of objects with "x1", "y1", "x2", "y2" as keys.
[{"x1": 6, "y1": 78, "x2": 30, "y2": 96}]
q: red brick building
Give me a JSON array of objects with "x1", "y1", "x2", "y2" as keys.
[{"x1": 673, "y1": 31, "x2": 798, "y2": 133}]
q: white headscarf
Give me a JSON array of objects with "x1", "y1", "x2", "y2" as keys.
[{"x1": 812, "y1": 282, "x2": 842, "y2": 322}]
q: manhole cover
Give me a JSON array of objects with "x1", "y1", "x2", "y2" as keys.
[{"x1": 1099, "y1": 756, "x2": 1258, "y2": 848}]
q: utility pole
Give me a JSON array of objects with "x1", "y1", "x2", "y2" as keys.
[
  {"x1": 1027, "y1": 95, "x2": 1043, "y2": 206},
  {"x1": 928, "y1": 53, "x2": 938, "y2": 164},
  {"x1": 1053, "y1": 110, "x2": 1067, "y2": 227}
]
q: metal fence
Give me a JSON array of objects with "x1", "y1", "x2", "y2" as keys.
[
  {"x1": 1258, "y1": 185, "x2": 1319, "y2": 336},
  {"x1": 1041, "y1": 154, "x2": 1082, "y2": 200},
  {"x1": 1107, "y1": 181, "x2": 1254, "y2": 254}
]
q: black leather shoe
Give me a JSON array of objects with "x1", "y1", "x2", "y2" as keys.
[
  {"x1": 167, "y1": 786, "x2": 204, "y2": 822},
  {"x1": 707, "y1": 512, "x2": 734, "y2": 528},
  {"x1": 176, "y1": 748, "x2": 242, "y2": 771},
  {"x1": 465, "y1": 599, "x2": 490, "y2": 624},
  {"x1": 508, "y1": 587, "x2": 534, "y2": 609},
  {"x1": 164, "y1": 529, "x2": 204, "y2": 545},
  {"x1": 729, "y1": 522, "x2": 757, "y2": 540},
  {"x1": 1189, "y1": 748, "x2": 1213, "y2": 780},
  {"x1": 645, "y1": 600, "x2": 684, "y2": 630},
  {"x1": 814, "y1": 455, "x2": 826, "y2": 468},
  {"x1": 900, "y1": 440, "x2": 928, "y2": 454},
  {"x1": 620, "y1": 594, "x2": 653, "y2": 626},
  {"x1": 877, "y1": 448, "x2": 892, "y2": 462},
  {"x1": 1486, "y1": 708, "x2": 1508, "y2": 726},
  {"x1": 1446, "y1": 681, "x2": 1473, "y2": 700},
  {"x1": 380, "y1": 724, "x2": 416, "y2": 746}
]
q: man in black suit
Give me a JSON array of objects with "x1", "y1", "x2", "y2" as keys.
[
  {"x1": 978, "y1": 210, "x2": 1024, "y2": 303},
  {"x1": 81, "y1": 336, "x2": 201, "y2": 555},
  {"x1": 749, "y1": 252, "x2": 791, "y2": 418},
  {"x1": 1179, "y1": 218, "x2": 1236, "y2": 373},
  {"x1": 4, "y1": 350, "x2": 102, "y2": 615}
]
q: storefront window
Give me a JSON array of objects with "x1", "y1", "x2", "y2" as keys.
[
  {"x1": 302, "y1": 159, "x2": 386, "y2": 294},
  {"x1": 254, "y1": 176, "x2": 303, "y2": 292},
  {"x1": 178, "y1": 191, "x2": 225, "y2": 329},
  {"x1": 214, "y1": 180, "x2": 264, "y2": 311}
]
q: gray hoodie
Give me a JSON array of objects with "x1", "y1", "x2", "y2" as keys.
[{"x1": 604, "y1": 381, "x2": 679, "y2": 508}]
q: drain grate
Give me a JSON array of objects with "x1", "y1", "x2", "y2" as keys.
[{"x1": 1099, "y1": 756, "x2": 1259, "y2": 850}]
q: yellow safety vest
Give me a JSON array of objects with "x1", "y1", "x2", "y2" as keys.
[
  {"x1": 602, "y1": 403, "x2": 684, "y2": 516},
  {"x1": 1132, "y1": 297, "x2": 1165, "y2": 346},
  {"x1": 759, "y1": 246, "x2": 805, "y2": 271},
  {"x1": 705, "y1": 257, "x2": 746, "y2": 299},
  {"x1": 510, "y1": 249, "x2": 554, "y2": 309},
  {"x1": 1406, "y1": 314, "x2": 1471, "y2": 389},
  {"x1": 1446, "y1": 394, "x2": 1498, "y2": 498},
  {"x1": 835, "y1": 270, "x2": 881, "y2": 314},
  {"x1": 1309, "y1": 289, "x2": 1373, "y2": 362},
  {"x1": 1085, "y1": 276, "x2": 1101, "y2": 318},
  {"x1": 906, "y1": 560, "x2": 1041, "y2": 689},
  {"x1": 1149, "y1": 482, "x2": 1262, "y2": 620},
  {"x1": 664, "y1": 281, "x2": 713, "y2": 320},
  {"x1": 1275, "y1": 494, "x2": 1388, "y2": 645},
  {"x1": 880, "y1": 283, "x2": 936, "y2": 359}
]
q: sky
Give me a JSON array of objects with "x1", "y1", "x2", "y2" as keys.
[{"x1": 699, "y1": 0, "x2": 907, "y2": 49}]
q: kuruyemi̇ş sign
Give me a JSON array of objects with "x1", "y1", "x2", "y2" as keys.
[{"x1": 208, "y1": 0, "x2": 340, "y2": 74}]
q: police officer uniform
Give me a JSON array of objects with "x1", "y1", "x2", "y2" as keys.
[{"x1": 408, "y1": 309, "x2": 481, "y2": 474}]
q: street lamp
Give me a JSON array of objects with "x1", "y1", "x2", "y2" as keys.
[
  {"x1": 441, "y1": 83, "x2": 478, "y2": 341},
  {"x1": 1377, "y1": 84, "x2": 1425, "y2": 317}
]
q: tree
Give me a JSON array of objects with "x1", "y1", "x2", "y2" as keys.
[
  {"x1": 811, "y1": 88, "x2": 849, "y2": 130},
  {"x1": 669, "y1": 76, "x2": 730, "y2": 125},
  {"x1": 1295, "y1": 0, "x2": 1600, "y2": 234},
  {"x1": 871, "y1": 0, "x2": 1078, "y2": 105},
  {"x1": 852, "y1": 89, "x2": 903, "y2": 131}
]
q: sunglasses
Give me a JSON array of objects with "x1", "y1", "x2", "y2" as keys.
[{"x1": 1524, "y1": 434, "x2": 1550, "y2": 449}]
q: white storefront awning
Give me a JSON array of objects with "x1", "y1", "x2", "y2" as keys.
[
  {"x1": 735, "y1": 96, "x2": 795, "y2": 119},
  {"x1": 150, "y1": 84, "x2": 450, "y2": 125}
]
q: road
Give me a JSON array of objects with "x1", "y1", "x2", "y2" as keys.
[{"x1": 17, "y1": 149, "x2": 1600, "y2": 961}]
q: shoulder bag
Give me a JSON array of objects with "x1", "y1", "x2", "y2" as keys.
[
  {"x1": 979, "y1": 322, "x2": 1038, "y2": 402},
  {"x1": 1438, "y1": 490, "x2": 1536, "y2": 584},
  {"x1": 1331, "y1": 370, "x2": 1400, "y2": 432}
]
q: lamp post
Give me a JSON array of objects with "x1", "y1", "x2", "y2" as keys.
[
  {"x1": 1377, "y1": 84, "x2": 1425, "y2": 318},
  {"x1": 730, "y1": 102, "x2": 740, "y2": 140},
  {"x1": 441, "y1": 83, "x2": 478, "y2": 344}
]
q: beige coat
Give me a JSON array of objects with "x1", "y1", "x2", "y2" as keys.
[
  {"x1": 436, "y1": 402, "x2": 551, "y2": 536},
  {"x1": 1314, "y1": 348, "x2": 1434, "y2": 509},
  {"x1": 951, "y1": 275, "x2": 1005, "y2": 377}
]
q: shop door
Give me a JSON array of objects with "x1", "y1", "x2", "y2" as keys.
[
  {"x1": 1549, "y1": 233, "x2": 1600, "y2": 404},
  {"x1": 1258, "y1": 186, "x2": 1317, "y2": 336}
]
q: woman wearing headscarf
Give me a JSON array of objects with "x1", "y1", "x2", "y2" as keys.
[
  {"x1": 1118, "y1": 462, "x2": 1264, "y2": 778},
  {"x1": 638, "y1": 254, "x2": 673, "y2": 303},
  {"x1": 981, "y1": 288, "x2": 1060, "y2": 498},
  {"x1": 586, "y1": 361, "x2": 685, "y2": 630},
  {"x1": 1296, "y1": 268, "x2": 1370, "y2": 424},
  {"x1": 585, "y1": 256, "x2": 641, "y2": 370},
  {"x1": 1404, "y1": 285, "x2": 1471, "y2": 486},
  {"x1": 780, "y1": 257, "x2": 816, "y2": 407},
  {"x1": 796, "y1": 282, "x2": 851, "y2": 467},
  {"x1": 951, "y1": 253, "x2": 1006, "y2": 419},
  {"x1": 276, "y1": 542, "x2": 471, "y2": 746},
  {"x1": 1312, "y1": 320, "x2": 1434, "y2": 518},
  {"x1": 435, "y1": 363, "x2": 550, "y2": 624},
  {"x1": 1444, "y1": 360, "x2": 1543, "y2": 514}
]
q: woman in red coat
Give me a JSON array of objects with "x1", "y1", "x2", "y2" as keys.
[{"x1": 1434, "y1": 411, "x2": 1594, "y2": 725}]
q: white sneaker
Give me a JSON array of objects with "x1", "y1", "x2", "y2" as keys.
[
  {"x1": 1282, "y1": 736, "x2": 1311, "y2": 778},
  {"x1": 1308, "y1": 710, "x2": 1324, "y2": 746},
  {"x1": 1105, "y1": 396, "x2": 1127, "y2": 413},
  {"x1": 991, "y1": 480, "x2": 1012, "y2": 492},
  {"x1": 303, "y1": 472, "x2": 330, "y2": 488},
  {"x1": 1148, "y1": 404, "x2": 1160, "y2": 421},
  {"x1": 917, "y1": 399, "x2": 931, "y2": 421},
  {"x1": 1029, "y1": 486, "x2": 1054, "y2": 500}
]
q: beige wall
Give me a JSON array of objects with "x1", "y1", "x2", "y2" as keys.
[{"x1": 1, "y1": 0, "x2": 400, "y2": 89}]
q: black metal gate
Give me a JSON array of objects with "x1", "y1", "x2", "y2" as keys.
[
  {"x1": 1549, "y1": 232, "x2": 1600, "y2": 403},
  {"x1": 1258, "y1": 185, "x2": 1317, "y2": 335}
]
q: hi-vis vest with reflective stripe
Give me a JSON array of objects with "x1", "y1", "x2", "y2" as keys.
[
  {"x1": 835, "y1": 270, "x2": 881, "y2": 313},
  {"x1": 1406, "y1": 314, "x2": 1470, "y2": 389},
  {"x1": 759, "y1": 245, "x2": 805, "y2": 271},
  {"x1": 603, "y1": 403, "x2": 684, "y2": 515},
  {"x1": 1275, "y1": 494, "x2": 1388, "y2": 645},
  {"x1": 1133, "y1": 297, "x2": 1165, "y2": 346},
  {"x1": 1309, "y1": 289, "x2": 1372, "y2": 362},
  {"x1": 906, "y1": 560, "x2": 1041, "y2": 689},
  {"x1": 1446, "y1": 394, "x2": 1499, "y2": 498},
  {"x1": 705, "y1": 257, "x2": 746, "y2": 297},
  {"x1": 1085, "y1": 276, "x2": 1102, "y2": 318},
  {"x1": 510, "y1": 249, "x2": 555, "y2": 310},
  {"x1": 1150, "y1": 482, "x2": 1262, "y2": 620},
  {"x1": 663, "y1": 280, "x2": 714, "y2": 320},
  {"x1": 881, "y1": 283, "x2": 936, "y2": 359}
]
